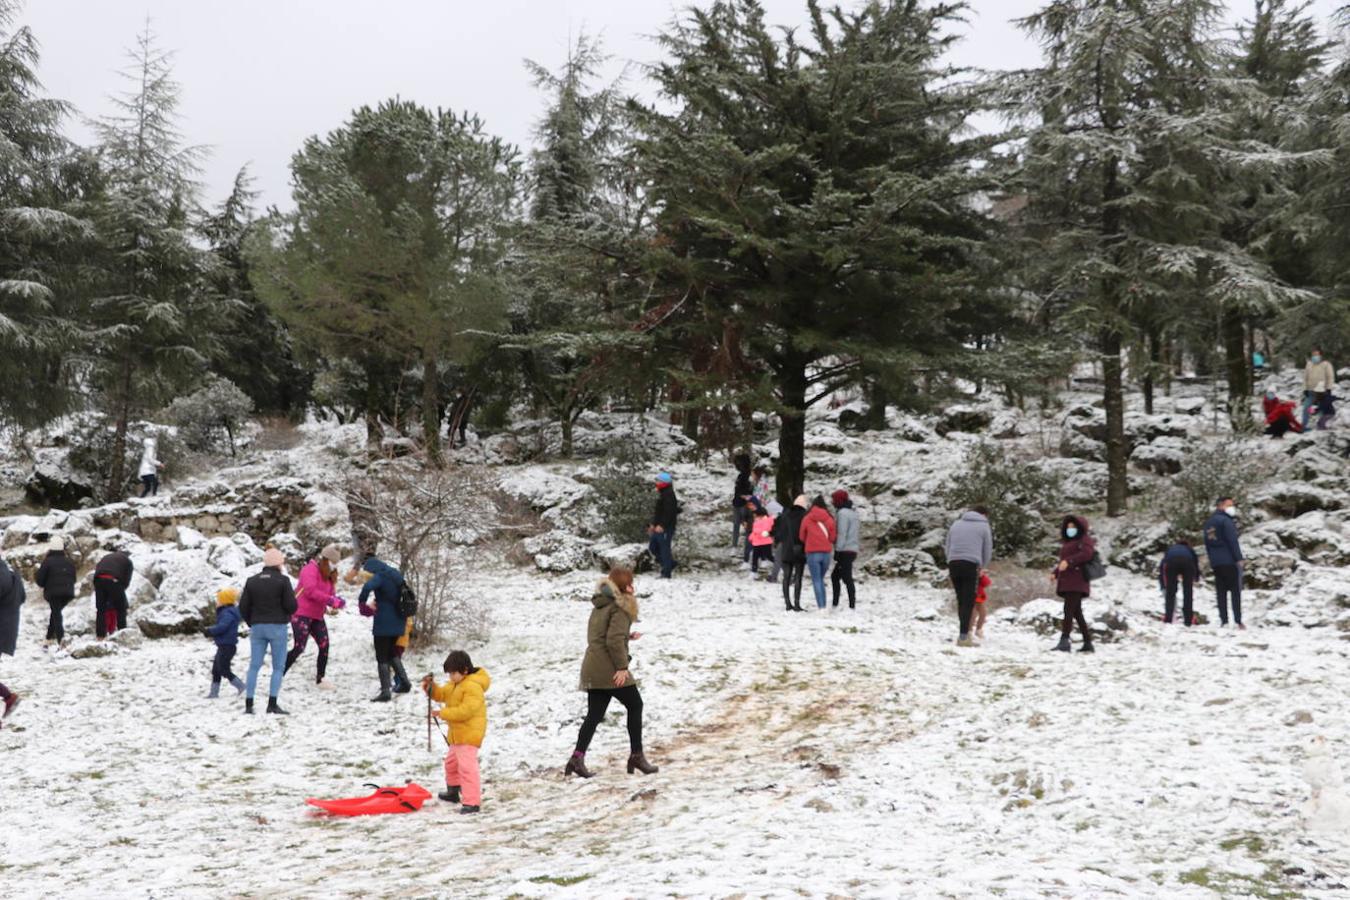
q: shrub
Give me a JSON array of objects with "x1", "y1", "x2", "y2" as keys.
[
  {"x1": 590, "y1": 439, "x2": 656, "y2": 543},
  {"x1": 1150, "y1": 439, "x2": 1274, "y2": 539},
  {"x1": 936, "y1": 442, "x2": 1062, "y2": 557},
  {"x1": 163, "y1": 378, "x2": 254, "y2": 455}
]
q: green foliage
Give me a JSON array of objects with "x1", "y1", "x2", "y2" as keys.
[
  {"x1": 936, "y1": 443, "x2": 1062, "y2": 556},
  {"x1": 1153, "y1": 440, "x2": 1274, "y2": 538},
  {"x1": 68, "y1": 421, "x2": 187, "y2": 502},
  {"x1": 163, "y1": 377, "x2": 254, "y2": 455},
  {"x1": 590, "y1": 439, "x2": 655, "y2": 543}
]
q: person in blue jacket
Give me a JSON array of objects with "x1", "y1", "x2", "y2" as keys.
[
  {"x1": 1202, "y1": 497, "x2": 1245, "y2": 629},
  {"x1": 204, "y1": 587, "x2": 245, "y2": 698},
  {"x1": 1158, "y1": 540, "x2": 1200, "y2": 626},
  {"x1": 357, "y1": 556, "x2": 412, "y2": 702}
]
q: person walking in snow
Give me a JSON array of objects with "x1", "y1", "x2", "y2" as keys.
[
  {"x1": 92, "y1": 547, "x2": 134, "y2": 639},
  {"x1": 239, "y1": 546, "x2": 298, "y2": 715},
  {"x1": 972, "y1": 570, "x2": 992, "y2": 640},
  {"x1": 424, "y1": 650, "x2": 491, "y2": 814},
  {"x1": 747, "y1": 500, "x2": 776, "y2": 578},
  {"x1": 137, "y1": 437, "x2": 163, "y2": 498},
  {"x1": 35, "y1": 538, "x2": 76, "y2": 647},
  {"x1": 283, "y1": 544, "x2": 344, "y2": 689},
  {"x1": 1202, "y1": 497, "x2": 1245, "y2": 629},
  {"x1": 730, "y1": 454, "x2": 753, "y2": 552},
  {"x1": 1303, "y1": 349, "x2": 1336, "y2": 430},
  {"x1": 800, "y1": 497, "x2": 837, "y2": 610},
  {"x1": 564, "y1": 567, "x2": 658, "y2": 779},
  {"x1": 0, "y1": 556, "x2": 25, "y2": 728},
  {"x1": 776, "y1": 496, "x2": 808, "y2": 611},
  {"x1": 356, "y1": 555, "x2": 413, "y2": 702},
  {"x1": 944, "y1": 507, "x2": 993, "y2": 646},
  {"x1": 1050, "y1": 515, "x2": 1096, "y2": 652},
  {"x1": 764, "y1": 499, "x2": 785, "y2": 584},
  {"x1": 205, "y1": 587, "x2": 245, "y2": 697},
  {"x1": 648, "y1": 472, "x2": 679, "y2": 579},
  {"x1": 1158, "y1": 540, "x2": 1201, "y2": 626},
  {"x1": 1263, "y1": 390, "x2": 1304, "y2": 439},
  {"x1": 1310, "y1": 382, "x2": 1337, "y2": 431},
  {"x1": 830, "y1": 490, "x2": 860, "y2": 609}
]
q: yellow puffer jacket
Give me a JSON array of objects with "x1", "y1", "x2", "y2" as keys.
[{"x1": 431, "y1": 668, "x2": 491, "y2": 747}]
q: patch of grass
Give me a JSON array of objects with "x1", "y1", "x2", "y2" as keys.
[
  {"x1": 529, "y1": 874, "x2": 592, "y2": 886},
  {"x1": 1220, "y1": 833, "x2": 1267, "y2": 855},
  {"x1": 86, "y1": 770, "x2": 106, "y2": 780},
  {"x1": 1179, "y1": 869, "x2": 1211, "y2": 887}
]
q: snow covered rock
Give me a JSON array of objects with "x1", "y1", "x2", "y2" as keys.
[
  {"x1": 68, "y1": 639, "x2": 118, "y2": 659},
  {"x1": 862, "y1": 549, "x2": 942, "y2": 583},
  {"x1": 175, "y1": 525, "x2": 207, "y2": 550},
  {"x1": 522, "y1": 531, "x2": 595, "y2": 573},
  {"x1": 1031, "y1": 458, "x2": 1109, "y2": 506},
  {"x1": 934, "y1": 406, "x2": 993, "y2": 437},
  {"x1": 1171, "y1": 396, "x2": 1206, "y2": 416},
  {"x1": 593, "y1": 542, "x2": 653, "y2": 575},
  {"x1": 23, "y1": 447, "x2": 96, "y2": 510},
  {"x1": 1130, "y1": 436, "x2": 1187, "y2": 475},
  {"x1": 1253, "y1": 482, "x2": 1345, "y2": 518},
  {"x1": 265, "y1": 531, "x2": 305, "y2": 561},
  {"x1": 500, "y1": 469, "x2": 591, "y2": 512},
  {"x1": 878, "y1": 509, "x2": 950, "y2": 551},
  {"x1": 1107, "y1": 522, "x2": 1172, "y2": 575},
  {"x1": 988, "y1": 411, "x2": 1030, "y2": 440},
  {"x1": 1014, "y1": 598, "x2": 1065, "y2": 635},
  {"x1": 1059, "y1": 429, "x2": 1105, "y2": 462}
]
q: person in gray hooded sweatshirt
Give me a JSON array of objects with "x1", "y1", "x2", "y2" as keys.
[{"x1": 944, "y1": 507, "x2": 993, "y2": 646}]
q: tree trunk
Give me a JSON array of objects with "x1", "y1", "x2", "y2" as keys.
[
  {"x1": 107, "y1": 355, "x2": 134, "y2": 500},
  {"x1": 1223, "y1": 308, "x2": 1251, "y2": 428},
  {"x1": 560, "y1": 413, "x2": 575, "y2": 458},
  {"x1": 1102, "y1": 328, "x2": 1129, "y2": 516},
  {"x1": 1143, "y1": 328, "x2": 1161, "y2": 415},
  {"x1": 775, "y1": 356, "x2": 808, "y2": 503},
  {"x1": 862, "y1": 379, "x2": 888, "y2": 430},
  {"x1": 421, "y1": 356, "x2": 442, "y2": 466},
  {"x1": 682, "y1": 406, "x2": 700, "y2": 443}
]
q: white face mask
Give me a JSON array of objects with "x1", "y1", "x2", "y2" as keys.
[
  {"x1": 1224, "y1": 506, "x2": 1238, "y2": 518},
  {"x1": 1065, "y1": 527, "x2": 1079, "y2": 538}
]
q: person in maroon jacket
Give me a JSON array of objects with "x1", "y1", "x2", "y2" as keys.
[{"x1": 1050, "y1": 515, "x2": 1096, "y2": 653}]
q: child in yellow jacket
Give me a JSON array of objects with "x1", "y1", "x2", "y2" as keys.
[{"x1": 423, "y1": 650, "x2": 491, "y2": 814}]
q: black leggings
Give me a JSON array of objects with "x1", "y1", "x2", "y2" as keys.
[
  {"x1": 831, "y1": 552, "x2": 857, "y2": 607},
  {"x1": 1213, "y1": 564, "x2": 1242, "y2": 625},
  {"x1": 781, "y1": 560, "x2": 805, "y2": 608},
  {"x1": 575, "y1": 686, "x2": 644, "y2": 754},
  {"x1": 949, "y1": 560, "x2": 979, "y2": 636},
  {"x1": 1060, "y1": 592, "x2": 1090, "y2": 638},
  {"x1": 46, "y1": 597, "x2": 72, "y2": 641}
]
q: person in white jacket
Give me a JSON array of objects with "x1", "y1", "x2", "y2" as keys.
[
  {"x1": 830, "y1": 490, "x2": 861, "y2": 609},
  {"x1": 137, "y1": 437, "x2": 163, "y2": 498}
]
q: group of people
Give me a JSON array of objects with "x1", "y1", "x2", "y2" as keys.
[
  {"x1": 1263, "y1": 348, "x2": 1338, "y2": 437},
  {"x1": 729, "y1": 456, "x2": 862, "y2": 612}
]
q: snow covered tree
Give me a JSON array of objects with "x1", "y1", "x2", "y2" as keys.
[
  {"x1": 250, "y1": 100, "x2": 520, "y2": 461},
  {"x1": 85, "y1": 21, "x2": 211, "y2": 497},
  {"x1": 632, "y1": 0, "x2": 997, "y2": 500}
]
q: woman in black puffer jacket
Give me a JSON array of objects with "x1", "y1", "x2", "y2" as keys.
[{"x1": 35, "y1": 541, "x2": 77, "y2": 646}]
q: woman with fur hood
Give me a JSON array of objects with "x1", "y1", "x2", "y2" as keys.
[
  {"x1": 565, "y1": 567, "x2": 659, "y2": 778},
  {"x1": 1051, "y1": 515, "x2": 1096, "y2": 653}
]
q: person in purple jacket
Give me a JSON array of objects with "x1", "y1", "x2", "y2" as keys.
[{"x1": 1050, "y1": 515, "x2": 1096, "y2": 653}]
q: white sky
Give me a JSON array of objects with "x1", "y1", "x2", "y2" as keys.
[{"x1": 15, "y1": 0, "x2": 1347, "y2": 211}]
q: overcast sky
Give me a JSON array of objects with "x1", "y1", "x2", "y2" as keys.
[{"x1": 15, "y1": 0, "x2": 1348, "y2": 211}]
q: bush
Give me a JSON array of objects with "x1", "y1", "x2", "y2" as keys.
[
  {"x1": 936, "y1": 442, "x2": 1062, "y2": 557},
  {"x1": 1150, "y1": 439, "x2": 1274, "y2": 539},
  {"x1": 163, "y1": 378, "x2": 254, "y2": 455},
  {"x1": 591, "y1": 440, "x2": 655, "y2": 543}
]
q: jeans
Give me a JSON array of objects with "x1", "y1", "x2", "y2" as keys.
[
  {"x1": 948, "y1": 560, "x2": 979, "y2": 637},
  {"x1": 731, "y1": 506, "x2": 746, "y2": 548},
  {"x1": 575, "y1": 686, "x2": 644, "y2": 754},
  {"x1": 139, "y1": 474, "x2": 159, "y2": 497},
  {"x1": 831, "y1": 551, "x2": 857, "y2": 607},
  {"x1": 649, "y1": 529, "x2": 676, "y2": 578},
  {"x1": 806, "y1": 552, "x2": 831, "y2": 609},
  {"x1": 1213, "y1": 564, "x2": 1243, "y2": 625},
  {"x1": 1163, "y1": 566, "x2": 1195, "y2": 625},
  {"x1": 246, "y1": 623, "x2": 289, "y2": 700},
  {"x1": 211, "y1": 644, "x2": 238, "y2": 684}
]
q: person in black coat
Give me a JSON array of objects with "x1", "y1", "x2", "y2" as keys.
[
  {"x1": 648, "y1": 473, "x2": 680, "y2": 579},
  {"x1": 775, "y1": 497, "x2": 808, "y2": 612},
  {"x1": 730, "y1": 454, "x2": 753, "y2": 551},
  {"x1": 1158, "y1": 540, "x2": 1201, "y2": 626},
  {"x1": 0, "y1": 558, "x2": 25, "y2": 723},
  {"x1": 35, "y1": 541, "x2": 77, "y2": 645},
  {"x1": 93, "y1": 549, "x2": 134, "y2": 638},
  {"x1": 239, "y1": 547, "x2": 298, "y2": 715}
]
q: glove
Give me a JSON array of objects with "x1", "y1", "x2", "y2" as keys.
[{"x1": 202, "y1": 628, "x2": 214, "y2": 639}]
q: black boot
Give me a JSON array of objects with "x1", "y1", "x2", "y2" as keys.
[
  {"x1": 391, "y1": 659, "x2": 412, "y2": 694},
  {"x1": 372, "y1": 662, "x2": 392, "y2": 701},
  {"x1": 459, "y1": 804, "x2": 480, "y2": 814},
  {"x1": 1052, "y1": 634, "x2": 1071, "y2": 652},
  {"x1": 439, "y1": 785, "x2": 461, "y2": 803},
  {"x1": 1079, "y1": 638, "x2": 1095, "y2": 653},
  {"x1": 244, "y1": 698, "x2": 254, "y2": 714},
  {"x1": 266, "y1": 697, "x2": 289, "y2": 715}
]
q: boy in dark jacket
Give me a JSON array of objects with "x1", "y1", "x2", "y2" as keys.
[
  {"x1": 648, "y1": 473, "x2": 679, "y2": 579},
  {"x1": 1202, "y1": 498, "x2": 1244, "y2": 628},
  {"x1": 35, "y1": 540, "x2": 77, "y2": 646},
  {"x1": 205, "y1": 587, "x2": 245, "y2": 698},
  {"x1": 1158, "y1": 541, "x2": 1200, "y2": 625}
]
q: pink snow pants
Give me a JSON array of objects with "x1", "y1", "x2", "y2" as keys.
[{"x1": 444, "y1": 744, "x2": 481, "y2": 806}]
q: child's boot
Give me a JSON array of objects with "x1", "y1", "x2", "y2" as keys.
[
  {"x1": 207, "y1": 681, "x2": 221, "y2": 699},
  {"x1": 229, "y1": 676, "x2": 245, "y2": 695},
  {"x1": 564, "y1": 750, "x2": 594, "y2": 778},
  {"x1": 439, "y1": 785, "x2": 461, "y2": 803},
  {"x1": 459, "y1": 804, "x2": 480, "y2": 814}
]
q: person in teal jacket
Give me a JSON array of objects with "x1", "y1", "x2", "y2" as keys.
[{"x1": 357, "y1": 557, "x2": 412, "y2": 702}]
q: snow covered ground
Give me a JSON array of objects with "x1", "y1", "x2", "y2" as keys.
[{"x1": 2, "y1": 564, "x2": 1348, "y2": 898}]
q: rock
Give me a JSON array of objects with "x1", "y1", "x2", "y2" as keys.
[
  {"x1": 1108, "y1": 522, "x2": 1173, "y2": 575},
  {"x1": 916, "y1": 528, "x2": 949, "y2": 566},
  {"x1": 69, "y1": 639, "x2": 117, "y2": 659},
  {"x1": 1130, "y1": 437, "x2": 1187, "y2": 475},
  {"x1": 1060, "y1": 429, "x2": 1106, "y2": 462},
  {"x1": 23, "y1": 447, "x2": 96, "y2": 510},
  {"x1": 1090, "y1": 607, "x2": 1130, "y2": 643},
  {"x1": 935, "y1": 406, "x2": 994, "y2": 437},
  {"x1": 1171, "y1": 396, "x2": 1206, "y2": 416},
  {"x1": 265, "y1": 531, "x2": 306, "y2": 562},
  {"x1": 1031, "y1": 458, "x2": 1110, "y2": 506},
  {"x1": 594, "y1": 542, "x2": 654, "y2": 575},
  {"x1": 176, "y1": 526, "x2": 207, "y2": 550},
  {"x1": 1014, "y1": 598, "x2": 1066, "y2": 635},
  {"x1": 913, "y1": 608, "x2": 938, "y2": 621},
  {"x1": 862, "y1": 548, "x2": 942, "y2": 583},
  {"x1": 522, "y1": 531, "x2": 595, "y2": 573},
  {"x1": 1243, "y1": 550, "x2": 1300, "y2": 590},
  {"x1": 1253, "y1": 483, "x2": 1345, "y2": 518},
  {"x1": 837, "y1": 409, "x2": 869, "y2": 432},
  {"x1": 878, "y1": 509, "x2": 949, "y2": 551},
  {"x1": 1286, "y1": 710, "x2": 1315, "y2": 726},
  {"x1": 500, "y1": 469, "x2": 592, "y2": 512},
  {"x1": 891, "y1": 417, "x2": 937, "y2": 443},
  {"x1": 988, "y1": 412, "x2": 1029, "y2": 440}
]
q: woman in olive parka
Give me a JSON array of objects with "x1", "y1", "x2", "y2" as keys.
[{"x1": 565, "y1": 567, "x2": 659, "y2": 778}]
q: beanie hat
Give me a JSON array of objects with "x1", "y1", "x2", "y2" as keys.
[
  {"x1": 793, "y1": 494, "x2": 808, "y2": 509},
  {"x1": 216, "y1": 587, "x2": 239, "y2": 606},
  {"x1": 656, "y1": 472, "x2": 673, "y2": 485},
  {"x1": 831, "y1": 489, "x2": 849, "y2": 507},
  {"x1": 766, "y1": 500, "x2": 784, "y2": 517},
  {"x1": 320, "y1": 544, "x2": 341, "y2": 564},
  {"x1": 262, "y1": 547, "x2": 285, "y2": 568}
]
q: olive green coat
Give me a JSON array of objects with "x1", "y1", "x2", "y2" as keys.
[{"x1": 578, "y1": 579, "x2": 639, "y2": 691}]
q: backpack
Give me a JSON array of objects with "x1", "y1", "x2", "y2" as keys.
[
  {"x1": 1083, "y1": 550, "x2": 1107, "y2": 582},
  {"x1": 396, "y1": 579, "x2": 418, "y2": 619}
]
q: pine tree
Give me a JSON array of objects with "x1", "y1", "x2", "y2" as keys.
[
  {"x1": 86, "y1": 20, "x2": 210, "y2": 497},
  {"x1": 632, "y1": 0, "x2": 997, "y2": 500}
]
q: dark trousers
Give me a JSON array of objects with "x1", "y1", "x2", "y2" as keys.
[
  {"x1": 1060, "y1": 592, "x2": 1090, "y2": 638},
  {"x1": 285, "y1": 615, "x2": 330, "y2": 681},
  {"x1": 139, "y1": 474, "x2": 159, "y2": 497},
  {"x1": 949, "y1": 560, "x2": 979, "y2": 636},
  {"x1": 211, "y1": 644, "x2": 238, "y2": 684},
  {"x1": 781, "y1": 560, "x2": 805, "y2": 609},
  {"x1": 1163, "y1": 566, "x2": 1196, "y2": 625},
  {"x1": 831, "y1": 551, "x2": 857, "y2": 607},
  {"x1": 649, "y1": 529, "x2": 676, "y2": 578},
  {"x1": 46, "y1": 596, "x2": 72, "y2": 641},
  {"x1": 575, "y1": 686, "x2": 644, "y2": 754},
  {"x1": 0, "y1": 682, "x2": 10, "y2": 700},
  {"x1": 1213, "y1": 564, "x2": 1243, "y2": 625},
  {"x1": 750, "y1": 544, "x2": 773, "y2": 572},
  {"x1": 94, "y1": 579, "x2": 128, "y2": 638},
  {"x1": 373, "y1": 634, "x2": 408, "y2": 695}
]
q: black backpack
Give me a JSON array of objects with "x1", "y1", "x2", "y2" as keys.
[{"x1": 396, "y1": 579, "x2": 418, "y2": 619}]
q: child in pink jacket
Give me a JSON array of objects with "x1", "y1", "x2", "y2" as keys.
[
  {"x1": 283, "y1": 545, "x2": 345, "y2": 687},
  {"x1": 748, "y1": 501, "x2": 776, "y2": 577}
]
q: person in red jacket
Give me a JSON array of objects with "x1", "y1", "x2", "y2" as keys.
[
  {"x1": 1050, "y1": 515, "x2": 1096, "y2": 653},
  {"x1": 799, "y1": 496, "x2": 837, "y2": 610},
  {"x1": 972, "y1": 570, "x2": 992, "y2": 640},
  {"x1": 1263, "y1": 390, "x2": 1303, "y2": 439}
]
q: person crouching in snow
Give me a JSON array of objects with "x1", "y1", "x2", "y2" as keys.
[
  {"x1": 972, "y1": 570, "x2": 992, "y2": 640},
  {"x1": 205, "y1": 587, "x2": 245, "y2": 697},
  {"x1": 423, "y1": 650, "x2": 490, "y2": 814},
  {"x1": 748, "y1": 499, "x2": 776, "y2": 578},
  {"x1": 1263, "y1": 390, "x2": 1304, "y2": 439}
]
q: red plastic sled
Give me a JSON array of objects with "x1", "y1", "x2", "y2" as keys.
[{"x1": 305, "y1": 782, "x2": 433, "y2": 816}]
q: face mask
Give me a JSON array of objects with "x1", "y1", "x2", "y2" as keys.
[
  {"x1": 1312, "y1": 355, "x2": 1322, "y2": 364},
  {"x1": 1224, "y1": 506, "x2": 1238, "y2": 518},
  {"x1": 1065, "y1": 527, "x2": 1079, "y2": 538}
]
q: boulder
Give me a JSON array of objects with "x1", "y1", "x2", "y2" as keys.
[
  {"x1": 522, "y1": 531, "x2": 595, "y2": 573},
  {"x1": 1243, "y1": 550, "x2": 1300, "y2": 590},
  {"x1": 1030, "y1": 458, "x2": 1109, "y2": 506},
  {"x1": 265, "y1": 531, "x2": 306, "y2": 562},
  {"x1": 1108, "y1": 522, "x2": 1172, "y2": 575},
  {"x1": 1130, "y1": 437, "x2": 1187, "y2": 476},
  {"x1": 988, "y1": 412, "x2": 1029, "y2": 440},
  {"x1": 593, "y1": 542, "x2": 654, "y2": 575},
  {"x1": 1171, "y1": 396, "x2": 1206, "y2": 416},
  {"x1": 878, "y1": 509, "x2": 950, "y2": 551},
  {"x1": 500, "y1": 469, "x2": 592, "y2": 513},
  {"x1": 23, "y1": 447, "x2": 96, "y2": 510},
  {"x1": 862, "y1": 548, "x2": 942, "y2": 583},
  {"x1": 1060, "y1": 430, "x2": 1106, "y2": 462},
  {"x1": 68, "y1": 639, "x2": 118, "y2": 659},
  {"x1": 1014, "y1": 598, "x2": 1066, "y2": 635},
  {"x1": 1253, "y1": 482, "x2": 1345, "y2": 518},
  {"x1": 935, "y1": 406, "x2": 994, "y2": 437}
]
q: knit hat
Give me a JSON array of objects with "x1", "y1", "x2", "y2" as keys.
[
  {"x1": 655, "y1": 472, "x2": 673, "y2": 485},
  {"x1": 216, "y1": 587, "x2": 239, "y2": 606},
  {"x1": 320, "y1": 544, "x2": 341, "y2": 564},
  {"x1": 262, "y1": 547, "x2": 285, "y2": 568},
  {"x1": 793, "y1": 494, "x2": 808, "y2": 509},
  {"x1": 831, "y1": 489, "x2": 849, "y2": 507},
  {"x1": 766, "y1": 500, "x2": 784, "y2": 517}
]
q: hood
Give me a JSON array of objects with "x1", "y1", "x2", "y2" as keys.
[
  {"x1": 959, "y1": 510, "x2": 988, "y2": 523},
  {"x1": 216, "y1": 587, "x2": 239, "y2": 606},
  {"x1": 1061, "y1": 515, "x2": 1090, "y2": 538},
  {"x1": 766, "y1": 500, "x2": 784, "y2": 517},
  {"x1": 363, "y1": 557, "x2": 401, "y2": 581},
  {"x1": 593, "y1": 578, "x2": 639, "y2": 621},
  {"x1": 465, "y1": 667, "x2": 491, "y2": 694}
]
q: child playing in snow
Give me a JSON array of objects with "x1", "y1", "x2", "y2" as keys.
[
  {"x1": 972, "y1": 571, "x2": 991, "y2": 640},
  {"x1": 204, "y1": 587, "x2": 245, "y2": 698},
  {"x1": 423, "y1": 650, "x2": 491, "y2": 815},
  {"x1": 748, "y1": 502, "x2": 776, "y2": 577}
]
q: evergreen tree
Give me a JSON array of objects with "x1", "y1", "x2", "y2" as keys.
[
  {"x1": 86, "y1": 21, "x2": 210, "y2": 497},
  {"x1": 632, "y1": 0, "x2": 997, "y2": 500}
]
